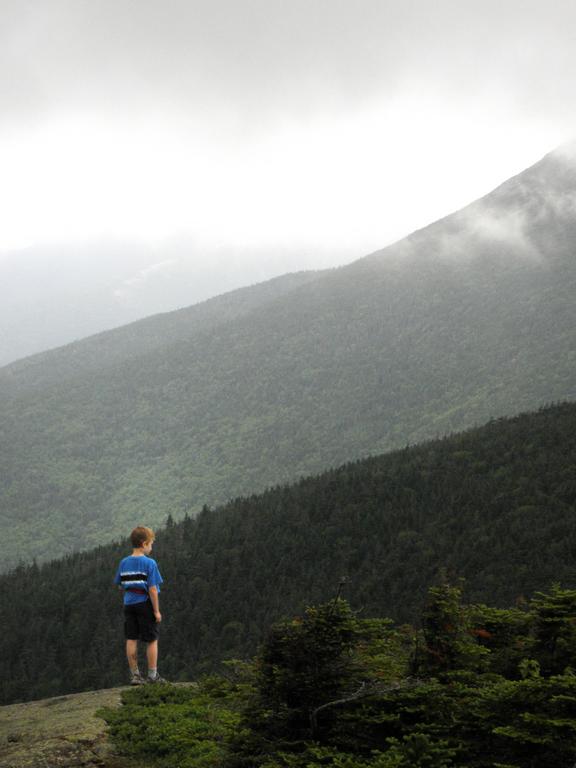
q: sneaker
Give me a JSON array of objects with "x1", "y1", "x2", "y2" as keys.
[
  {"x1": 147, "y1": 673, "x2": 169, "y2": 684},
  {"x1": 130, "y1": 671, "x2": 146, "y2": 686}
]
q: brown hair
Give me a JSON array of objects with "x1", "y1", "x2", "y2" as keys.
[{"x1": 130, "y1": 526, "x2": 155, "y2": 548}]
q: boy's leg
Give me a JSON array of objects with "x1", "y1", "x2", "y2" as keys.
[
  {"x1": 146, "y1": 639, "x2": 158, "y2": 673},
  {"x1": 126, "y1": 639, "x2": 139, "y2": 673}
]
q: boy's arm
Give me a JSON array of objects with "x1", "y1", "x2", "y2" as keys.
[{"x1": 149, "y1": 586, "x2": 162, "y2": 622}]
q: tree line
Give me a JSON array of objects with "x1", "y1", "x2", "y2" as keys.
[{"x1": 1, "y1": 401, "x2": 575, "y2": 705}]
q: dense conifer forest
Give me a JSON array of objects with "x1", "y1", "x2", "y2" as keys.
[
  {"x1": 2, "y1": 148, "x2": 576, "y2": 569},
  {"x1": 1, "y1": 401, "x2": 575, "y2": 707}
]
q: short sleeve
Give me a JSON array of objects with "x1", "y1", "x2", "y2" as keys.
[
  {"x1": 148, "y1": 560, "x2": 164, "y2": 589},
  {"x1": 114, "y1": 563, "x2": 122, "y2": 585}
]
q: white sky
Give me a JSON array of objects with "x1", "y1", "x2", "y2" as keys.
[{"x1": 0, "y1": 0, "x2": 573, "y2": 262}]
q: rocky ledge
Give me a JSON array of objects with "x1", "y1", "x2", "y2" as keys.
[{"x1": 0, "y1": 687, "x2": 131, "y2": 768}]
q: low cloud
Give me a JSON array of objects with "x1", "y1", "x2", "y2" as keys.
[
  {"x1": 113, "y1": 259, "x2": 178, "y2": 301},
  {"x1": 453, "y1": 205, "x2": 541, "y2": 263}
]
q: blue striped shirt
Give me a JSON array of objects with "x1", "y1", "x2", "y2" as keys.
[{"x1": 114, "y1": 555, "x2": 164, "y2": 605}]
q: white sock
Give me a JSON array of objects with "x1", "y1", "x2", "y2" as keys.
[{"x1": 148, "y1": 668, "x2": 158, "y2": 679}]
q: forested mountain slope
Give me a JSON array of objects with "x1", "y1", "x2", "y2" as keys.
[
  {"x1": 1, "y1": 401, "x2": 575, "y2": 704},
  {"x1": 0, "y1": 269, "x2": 323, "y2": 392},
  {"x1": 1, "y1": 146, "x2": 576, "y2": 567}
]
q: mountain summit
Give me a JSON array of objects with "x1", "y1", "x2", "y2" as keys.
[
  {"x1": 1, "y1": 146, "x2": 575, "y2": 568},
  {"x1": 371, "y1": 141, "x2": 576, "y2": 270}
]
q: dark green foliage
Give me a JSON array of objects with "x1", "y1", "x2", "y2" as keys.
[
  {"x1": 98, "y1": 680, "x2": 245, "y2": 767},
  {"x1": 250, "y1": 601, "x2": 366, "y2": 740},
  {"x1": 352, "y1": 587, "x2": 576, "y2": 767},
  {"x1": 101, "y1": 588, "x2": 576, "y2": 768},
  {"x1": 376, "y1": 734, "x2": 458, "y2": 767},
  {"x1": 259, "y1": 604, "x2": 354, "y2": 720},
  {"x1": 530, "y1": 585, "x2": 576, "y2": 675},
  {"x1": 2, "y1": 148, "x2": 576, "y2": 569},
  {"x1": 1, "y1": 402, "x2": 576, "y2": 705},
  {"x1": 468, "y1": 673, "x2": 576, "y2": 767},
  {"x1": 466, "y1": 603, "x2": 532, "y2": 679},
  {"x1": 415, "y1": 581, "x2": 490, "y2": 676}
]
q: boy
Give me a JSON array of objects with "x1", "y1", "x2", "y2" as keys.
[{"x1": 114, "y1": 526, "x2": 166, "y2": 685}]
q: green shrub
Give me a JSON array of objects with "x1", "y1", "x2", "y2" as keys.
[{"x1": 98, "y1": 683, "x2": 245, "y2": 768}]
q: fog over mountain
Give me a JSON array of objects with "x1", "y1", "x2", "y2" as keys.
[
  {"x1": 1, "y1": 145, "x2": 575, "y2": 570},
  {"x1": 0, "y1": 242, "x2": 348, "y2": 367},
  {"x1": 2, "y1": 0, "x2": 574, "y2": 370}
]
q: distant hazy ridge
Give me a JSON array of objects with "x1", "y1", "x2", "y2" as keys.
[{"x1": 1, "y1": 147, "x2": 575, "y2": 568}]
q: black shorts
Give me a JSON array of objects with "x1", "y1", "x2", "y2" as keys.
[{"x1": 124, "y1": 599, "x2": 159, "y2": 642}]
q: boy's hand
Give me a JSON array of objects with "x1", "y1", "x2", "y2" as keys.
[{"x1": 154, "y1": 611, "x2": 162, "y2": 623}]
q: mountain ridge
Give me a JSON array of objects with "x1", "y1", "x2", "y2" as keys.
[
  {"x1": 0, "y1": 268, "x2": 326, "y2": 392},
  {"x1": 1, "y1": 146, "x2": 575, "y2": 568}
]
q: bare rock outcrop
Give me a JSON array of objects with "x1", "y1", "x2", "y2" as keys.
[{"x1": 0, "y1": 687, "x2": 129, "y2": 768}]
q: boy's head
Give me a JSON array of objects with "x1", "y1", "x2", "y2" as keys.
[{"x1": 130, "y1": 526, "x2": 155, "y2": 553}]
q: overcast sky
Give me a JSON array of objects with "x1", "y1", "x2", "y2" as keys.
[{"x1": 0, "y1": 0, "x2": 574, "y2": 269}]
